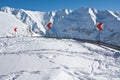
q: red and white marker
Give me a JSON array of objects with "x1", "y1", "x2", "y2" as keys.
[
  {"x1": 13, "y1": 27, "x2": 17, "y2": 32},
  {"x1": 47, "y1": 22, "x2": 52, "y2": 29},
  {"x1": 96, "y1": 22, "x2": 104, "y2": 30}
]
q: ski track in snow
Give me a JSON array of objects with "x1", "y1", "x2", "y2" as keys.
[{"x1": 0, "y1": 37, "x2": 120, "y2": 80}]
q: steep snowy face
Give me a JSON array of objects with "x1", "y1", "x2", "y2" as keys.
[
  {"x1": 47, "y1": 8, "x2": 98, "y2": 40},
  {"x1": 46, "y1": 8, "x2": 120, "y2": 46},
  {"x1": 0, "y1": 11, "x2": 31, "y2": 37},
  {"x1": 40, "y1": 9, "x2": 73, "y2": 37},
  {"x1": 23, "y1": 11, "x2": 46, "y2": 35},
  {"x1": 96, "y1": 10, "x2": 120, "y2": 45}
]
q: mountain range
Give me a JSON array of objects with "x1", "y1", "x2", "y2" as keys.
[{"x1": 0, "y1": 6, "x2": 120, "y2": 46}]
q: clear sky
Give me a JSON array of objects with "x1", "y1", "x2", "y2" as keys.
[{"x1": 0, "y1": 0, "x2": 120, "y2": 12}]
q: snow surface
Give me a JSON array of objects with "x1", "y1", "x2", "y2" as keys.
[
  {"x1": 0, "y1": 37, "x2": 120, "y2": 80},
  {"x1": 0, "y1": 12, "x2": 29, "y2": 37}
]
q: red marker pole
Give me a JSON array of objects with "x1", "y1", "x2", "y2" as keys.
[
  {"x1": 97, "y1": 30, "x2": 101, "y2": 45},
  {"x1": 96, "y1": 22, "x2": 104, "y2": 45}
]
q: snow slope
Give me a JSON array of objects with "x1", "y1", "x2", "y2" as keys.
[
  {"x1": 0, "y1": 37, "x2": 120, "y2": 80},
  {"x1": 0, "y1": 7, "x2": 120, "y2": 46},
  {"x1": 1, "y1": 7, "x2": 46, "y2": 35},
  {"x1": 0, "y1": 11, "x2": 29, "y2": 37}
]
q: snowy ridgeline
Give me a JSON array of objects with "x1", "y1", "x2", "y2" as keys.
[
  {"x1": 0, "y1": 37, "x2": 120, "y2": 80},
  {"x1": 0, "y1": 7, "x2": 120, "y2": 46}
]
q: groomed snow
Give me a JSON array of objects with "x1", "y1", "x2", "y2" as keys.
[{"x1": 0, "y1": 37, "x2": 120, "y2": 80}]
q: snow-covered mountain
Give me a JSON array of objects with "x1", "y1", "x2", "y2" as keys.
[{"x1": 0, "y1": 7, "x2": 120, "y2": 46}]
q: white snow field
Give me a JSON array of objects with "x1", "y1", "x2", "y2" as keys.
[
  {"x1": 0, "y1": 12, "x2": 29, "y2": 37},
  {"x1": 0, "y1": 37, "x2": 120, "y2": 80}
]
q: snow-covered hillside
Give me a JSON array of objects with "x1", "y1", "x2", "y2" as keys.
[
  {"x1": 0, "y1": 7, "x2": 120, "y2": 46},
  {"x1": 0, "y1": 7, "x2": 46, "y2": 35},
  {"x1": 0, "y1": 37, "x2": 120, "y2": 80},
  {"x1": 0, "y1": 12, "x2": 30, "y2": 37}
]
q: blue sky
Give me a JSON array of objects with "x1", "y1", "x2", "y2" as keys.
[{"x1": 0, "y1": 0, "x2": 120, "y2": 11}]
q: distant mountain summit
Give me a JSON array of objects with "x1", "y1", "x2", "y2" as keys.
[{"x1": 0, "y1": 6, "x2": 120, "y2": 46}]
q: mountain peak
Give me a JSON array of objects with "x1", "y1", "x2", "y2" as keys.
[
  {"x1": 1, "y1": 6, "x2": 12, "y2": 9},
  {"x1": 1, "y1": 6, "x2": 14, "y2": 13}
]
